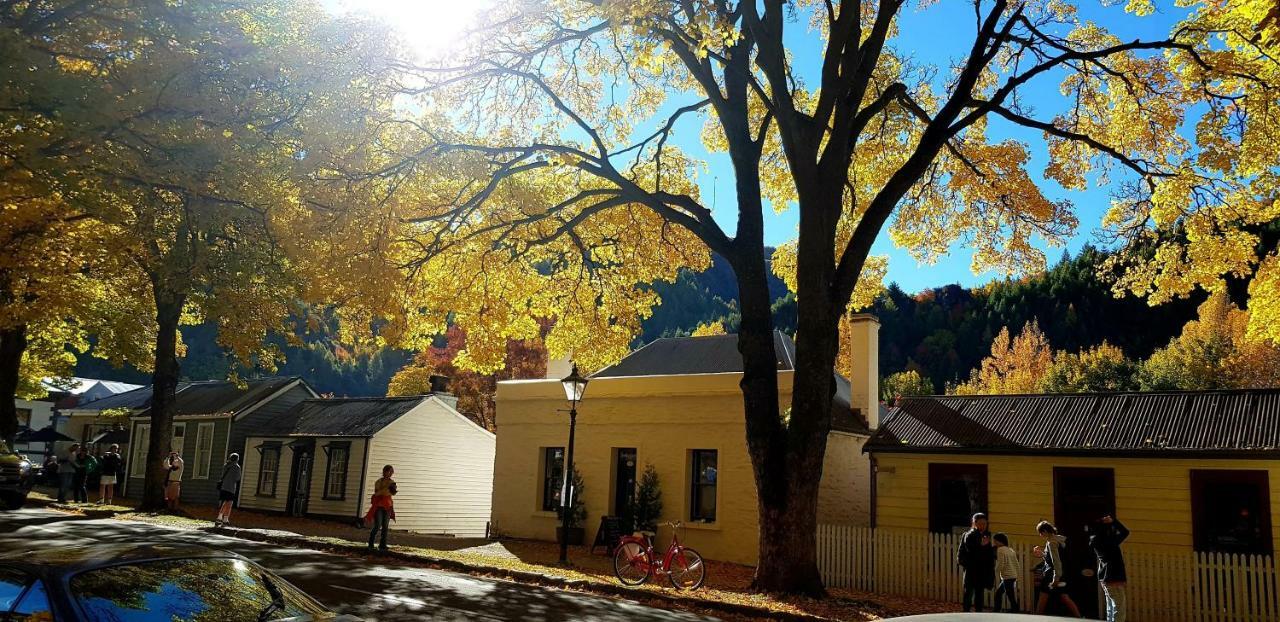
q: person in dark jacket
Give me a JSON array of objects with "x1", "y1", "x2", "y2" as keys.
[
  {"x1": 1036, "y1": 520, "x2": 1082, "y2": 617},
  {"x1": 97, "y1": 444, "x2": 124, "y2": 505},
  {"x1": 1088, "y1": 515, "x2": 1130, "y2": 622},
  {"x1": 957, "y1": 512, "x2": 995, "y2": 612},
  {"x1": 214, "y1": 453, "x2": 242, "y2": 528}
]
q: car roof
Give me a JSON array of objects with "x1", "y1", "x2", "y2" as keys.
[{"x1": 0, "y1": 542, "x2": 247, "y2": 574}]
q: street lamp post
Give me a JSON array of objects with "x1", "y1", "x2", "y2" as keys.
[{"x1": 558, "y1": 362, "x2": 588, "y2": 564}]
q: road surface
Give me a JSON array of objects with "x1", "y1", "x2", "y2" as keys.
[{"x1": 0, "y1": 507, "x2": 716, "y2": 621}]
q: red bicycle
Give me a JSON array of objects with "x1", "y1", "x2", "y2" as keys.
[{"x1": 612, "y1": 521, "x2": 706, "y2": 589}]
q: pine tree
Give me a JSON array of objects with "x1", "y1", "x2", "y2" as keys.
[{"x1": 632, "y1": 464, "x2": 663, "y2": 534}]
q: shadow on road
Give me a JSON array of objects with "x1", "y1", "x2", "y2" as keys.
[{"x1": 0, "y1": 509, "x2": 711, "y2": 622}]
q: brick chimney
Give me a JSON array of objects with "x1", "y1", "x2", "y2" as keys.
[
  {"x1": 845, "y1": 314, "x2": 880, "y2": 430},
  {"x1": 545, "y1": 355, "x2": 573, "y2": 380}
]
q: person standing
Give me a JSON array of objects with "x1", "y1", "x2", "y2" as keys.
[
  {"x1": 164, "y1": 450, "x2": 184, "y2": 512},
  {"x1": 1089, "y1": 514, "x2": 1130, "y2": 622},
  {"x1": 958, "y1": 512, "x2": 995, "y2": 612},
  {"x1": 57, "y1": 444, "x2": 79, "y2": 503},
  {"x1": 364, "y1": 465, "x2": 397, "y2": 552},
  {"x1": 214, "y1": 453, "x2": 242, "y2": 528},
  {"x1": 72, "y1": 445, "x2": 91, "y2": 503},
  {"x1": 993, "y1": 532, "x2": 1022, "y2": 612},
  {"x1": 97, "y1": 444, "x2": 123, "y2": 505},
  {"x1": 1036, "y1": 520, "x2": 1082, "y2": 617}
]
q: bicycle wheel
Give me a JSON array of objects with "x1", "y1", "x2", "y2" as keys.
[
  {"x1": 613, "y1": 541, "x2": 651, "y2": 586},
  {"x1": 667, "y1": 547, "x2": 706, "y2": 590}
]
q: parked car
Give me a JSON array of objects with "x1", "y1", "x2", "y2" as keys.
[
  {"x1": 0, "y1": 445, "x2": 33, "y2": 510},
  {"x1": 0, "y1": 543, "x2": 360, "y2": 621}
]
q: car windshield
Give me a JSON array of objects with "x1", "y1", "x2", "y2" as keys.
[{"x1": 70, "y1": 557, "x2": 334, "y2": 621}]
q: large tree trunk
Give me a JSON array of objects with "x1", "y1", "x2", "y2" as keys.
[
  {"x1": 140, "y1": 285, "x2": 184, "y2": 511},
  {"x1": 740, "y1": 181, "x2": 845, "y2": 595},
  {"x1": 0, "y1": 324, "x2": 28, "y2": 449}
]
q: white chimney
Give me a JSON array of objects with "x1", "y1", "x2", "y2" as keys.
[
  {"x1": 845, "y1": 314, "x2": 880, "y2": 430},
  {"x1": 545, "y1": 355, "x2": 573, "y2": 380}
]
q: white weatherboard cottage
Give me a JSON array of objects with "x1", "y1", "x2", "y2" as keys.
[{"x1": 240, "y1": 394, "x2": 496, "y2": 538}]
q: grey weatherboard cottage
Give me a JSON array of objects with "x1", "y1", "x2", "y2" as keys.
[{"x1": 125, "y1": 377, "x2": 316, "y2": 506}]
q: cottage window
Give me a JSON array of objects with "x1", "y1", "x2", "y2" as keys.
[
  {"x1": 541, "y1": 447, "x2": 565, "y2": 512},
  {"x1": 323, "y1": 442, "x2": 350, "y2": 500},
  {"x1": 15, "y1": 408, "x2": 30, "y2": 428},
  {"x1": 193, "y1": 423, "x2": 215, "y2": 479},
  {"x1": 257, "y1": 444, "x2": 281, "y2": 497},
  {"x1": 1191, "y1": 469, "x2": 1273, "y2": 554},
  {"x1": 928, "y1": 463, "x2": 988, "y2": 534},
  {"x1": 690, "y1": 449, "x2": 718, "y2": 523}
]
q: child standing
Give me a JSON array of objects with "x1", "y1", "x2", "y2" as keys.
[{"x1": 993, "y1": 533, "x2": 1022, "y2": 612}]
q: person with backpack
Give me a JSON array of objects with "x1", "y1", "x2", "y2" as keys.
[
  {"x1": 958, "y1": 512, "x2": 995, "y2": 612},
  {"x1": 1036, "y1": 520, "x2": 1082, "y2": 617},
  {"x1": 214, "y1": 453, "x2": 242, "y2": 528},
  {"x1": 97, "y1": 444, "x2": 124, "y2": 505},
  {"x1": 1088, "y1": 514, "x2": 1130, "y2": 622}
]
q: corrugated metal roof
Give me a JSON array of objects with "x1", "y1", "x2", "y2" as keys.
[
  {"x1": 41, "y1": 377, "x2": 142, "y2": 396},
  {"x1": 866, "y1": 388, "x2": 1280, "y2": 455},
  {"x1": 73, "y1": 385, "x2": 156, "y2": 411},
  {"x1": 590, "y1": 331, "x2": 869, "y2": 435},
  {"x1": 154, "y1": 377, "x2": 300, "y2": 418},
  {"x1": 89, "y1": 377, "x2": 302, "y2": 417},
  {"x1": 592, "y1": 331, "x2": 796, "y2": 377},
  {"x1": 260, "y1": 396, "x2": 429, "y2": 437}
]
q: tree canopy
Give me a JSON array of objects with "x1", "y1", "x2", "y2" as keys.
[{"x1": 297, "y1": 0, "x2": 1278, "y2": 594}]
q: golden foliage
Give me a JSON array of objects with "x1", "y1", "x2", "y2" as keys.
[
  {"x1": 953, "y1": 321, "x2": 1055, "y2": 395},
  {"x1": 1139, "y1": 291, "x2": 1280, "y2": 390},
  {"x1": 691, "y1": 321, "x2": 727, "y2": 337}
]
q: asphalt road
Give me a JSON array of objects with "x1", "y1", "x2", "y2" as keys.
[{"x1": 0, "y1": 507, "x2": 716, "y2": 622}]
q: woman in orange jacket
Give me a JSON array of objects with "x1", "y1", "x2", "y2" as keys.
[{"x1": 365, "y1": 464, "x2": 397, "y2": 552}]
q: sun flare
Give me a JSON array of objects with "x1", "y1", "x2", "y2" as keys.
[{"x1": 326, "y1": 0, "x2": 492, "y2": 59}]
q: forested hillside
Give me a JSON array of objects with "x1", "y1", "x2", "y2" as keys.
[
  {"x1": 74, "y1": 316, "x2": 412, "y2": 397},
  {"x1": 74, "y1": 246, "x2": 1197, "y2": 396},
  {"x1": 642, "y1": 246, "x2": 1201, "y2": 393}
]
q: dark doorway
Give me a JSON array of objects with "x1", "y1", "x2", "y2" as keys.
[
  {"x1": 613, "y1": 448, "x2": 637, "y2": 528},
  {"x1": 287, "y1": 444, "x2": 314, "y2": 517},
  {"x1": 1053, "y1": 467, "x2": 1115, "y2": 619}
]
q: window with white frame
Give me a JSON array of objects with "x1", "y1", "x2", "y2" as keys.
[
  {"x1": 131, "y1": 424, "x2": 150, "y2": 478},
  {"x1": 257, "y1": 444, "x2": 281, "y2": 497},
  {"x1": 323, "y1": 442, "x2": 350, "y2": 500},
  {"x1": 193, "y1": 422, "x2": 215, "y2": 479},
  {"x1": 171, "y1": 423, "x2": 185, "y2": 455}
]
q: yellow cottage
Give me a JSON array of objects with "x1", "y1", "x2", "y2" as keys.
[
  {"x1": 491, "y1": 321, "x2": 883, "y2": 565},
  {"x1": 866, "y1": 390, "x2": 1280, "y2": 615}
]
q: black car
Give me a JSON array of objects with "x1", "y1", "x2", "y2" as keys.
[
  {"x1": 0, "y1": 543, "x2": 360, "y2": 621},
  {"x1": 0, "y1": 446, "x2": 34, "y2": 510}
]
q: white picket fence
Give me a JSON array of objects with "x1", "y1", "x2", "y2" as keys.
[{"x1": 817, "y1": 524, "x2": 1280, "y2": 621}]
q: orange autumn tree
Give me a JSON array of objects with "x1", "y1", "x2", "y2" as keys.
[
  {"x1": 308, "y1": 0, "x2": 1274, "y2": 594},
  {"x1": 387, "y1": 326, "x2": 547, "y2": 431},
  {"x1": 953, "y1": 320, "x2": 1055, "y2": 395}
]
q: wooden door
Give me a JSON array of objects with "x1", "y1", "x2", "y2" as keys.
[
  {"x1": 287, "y1": 446, "x2": 313, "y2": 517},
  {"x1": 1053, "y1": 467, "x2": 1115, "y2": 619}
]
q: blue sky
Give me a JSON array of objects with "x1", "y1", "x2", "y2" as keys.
[
  {"x1": 663, "y1": 1, "x2": 1190, "y2": 292},
  {"x1": 326, "y1": 1, "x2": 1190, "y2": 293}
]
